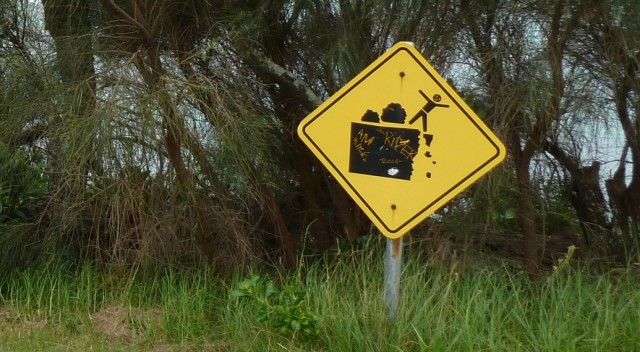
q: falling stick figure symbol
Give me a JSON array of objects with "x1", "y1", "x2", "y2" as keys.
[{"x1": 409, "y1": 90, "x2": 449, "y2": 132}]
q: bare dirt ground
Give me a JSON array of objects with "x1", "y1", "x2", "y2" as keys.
[{"x1": 0, "y1": 305, "x2": 224, "y2": 351}]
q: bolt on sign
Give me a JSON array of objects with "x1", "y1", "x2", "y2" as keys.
[{"x1": 298, "y1": 42, "x2": 506, "y2": 239}]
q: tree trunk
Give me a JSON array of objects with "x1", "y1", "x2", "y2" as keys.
[
  {"x1": 257, "y1": 182, "x2": 297, "y2": 269},
  {"x1": 293, "y1": 150, "x2": 335, "y2": 251},
  {"x1": 542, "y1": 141, "x2": 611, "y2": 251},
  {"x1": 331, "y1": 182, "x2": 363, "y2": 243},
  {"x1": 512, "y1": 147, "x2": 539, "y2": 275},
  {"x1": 569, "y1": 162, "x2": 611, "y2": 249},
  {"x1": 606, "y1": 152, "x2": 640, "y2": 259}
]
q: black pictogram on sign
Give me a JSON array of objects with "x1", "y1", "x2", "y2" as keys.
[
  {"x1": 349, "y1": 92, "x2": 449, "y2": 181},
  {"x1": 409, "y1": 90, "x2": 449, "y2": 132}
]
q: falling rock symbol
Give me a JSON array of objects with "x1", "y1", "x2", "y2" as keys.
[{"x1": 349, "y1": 103, "x2": 420, "y2": 180}]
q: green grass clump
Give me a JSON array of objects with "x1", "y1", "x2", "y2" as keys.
[{"x1": 0, "y1": 252, "x2": 639, "y2": 351}]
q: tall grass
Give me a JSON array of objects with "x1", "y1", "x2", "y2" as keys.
[{"x1": 0, "y1": 251, "x2": 639, "y2": 351}]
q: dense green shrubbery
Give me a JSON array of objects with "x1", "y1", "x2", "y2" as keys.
[
  {"x1": 0, "y1": 145, "x2": 48, "y2": 224},
  {"x1": 0, "y1": 145, "x2": 50, "y2": 273}
]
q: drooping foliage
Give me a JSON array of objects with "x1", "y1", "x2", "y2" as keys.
[{"x1": 0, "y1": 0, "x2": 638, "y2": 274}]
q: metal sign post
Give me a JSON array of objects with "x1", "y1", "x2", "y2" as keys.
[{"x1": 384, "y1": 236, "x2": 403, "y2": 320}]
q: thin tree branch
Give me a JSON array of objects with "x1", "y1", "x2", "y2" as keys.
[
  {"x1": 244, "y1": 47, "x2": 323, "y2": 112},
  {"x1": 106, "y1": 0, "x2": 152, "y2": 43}
]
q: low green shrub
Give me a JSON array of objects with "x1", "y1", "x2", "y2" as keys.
[{"x1": 230, "y1": 274, "x2": 322, "y2": 336}]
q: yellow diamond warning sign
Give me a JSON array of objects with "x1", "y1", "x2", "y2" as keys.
[{"x1": 298, "y1": 42, "x2": 506, "y2": 239}]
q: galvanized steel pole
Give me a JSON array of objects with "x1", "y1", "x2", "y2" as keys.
[{"x1": 384, "y1": 236, "x2": 403, "y2": 320}]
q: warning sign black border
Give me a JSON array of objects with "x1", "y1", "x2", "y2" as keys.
[{"x1": 300, "y1": 45, "x2": 503, "y2": 235}]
